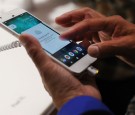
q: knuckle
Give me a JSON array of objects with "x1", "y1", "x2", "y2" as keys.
[
  {"x1": 113, "y1": 15, "x2": 124, "y2": 21},
  {"x1": 83, "y1": 19, "x2": 90, "y2": 24},
  {"x1": 83, "y1": 7, "x2": 90, "y2": 12},
  {"x1": 83, "y1": 19, "x2": 91, "y2": 28},
  {"x1": 74, "y1": 19, "x2": 91, "y2": 33}
]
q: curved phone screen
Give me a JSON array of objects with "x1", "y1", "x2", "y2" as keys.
[{"x1": 3, "y1": 12, "x2": 87, "y2": 66}]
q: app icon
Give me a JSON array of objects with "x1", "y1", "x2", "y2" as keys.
[
  {"x1": 8, "y1": 24, "x2": 17, "y2": 30},
  {"x1": 68, "y1": 52, "x2": 74, "y2": 57},
  {"x1": 73, "y1": 50, "x2": 78, "y2": 54},
  {"x1": 64, "y1": 55, "x2": 70, "y2": 59},
  {"x1": 76, "y1": 47, "x2": 82, "y2": 51},
  {"x1": 60, "y1": 58, "x2": 66, "y2": 63}
]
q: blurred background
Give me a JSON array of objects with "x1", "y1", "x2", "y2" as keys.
[
  {"x1": 73, "y1": 0, "x2": 135, "y2": 23},
  {"x1": 0, "y1": 0, "x2": 135, "y2": 115}
]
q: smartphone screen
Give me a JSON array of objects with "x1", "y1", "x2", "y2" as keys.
[{"x1": 3, "y1": 12, "x2": 87, "y2": 67}]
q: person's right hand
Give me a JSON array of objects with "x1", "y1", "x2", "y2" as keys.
[
  {"x1": 56, "y1": 8, "x2": 135, "y2": 67},
  {"x1": 56, "y1": 7, "x2": 109, "y2": 48}
]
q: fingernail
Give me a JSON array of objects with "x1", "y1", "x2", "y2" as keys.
[{"x1": 88, "y1": 45, "x2": 99, "y2": 57}]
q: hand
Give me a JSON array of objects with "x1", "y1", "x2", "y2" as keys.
[
  {"x1": 19, "y1": 34, "x2": 101, "y2": 109},
  {"x1": 56, "y1": 8, "x2": 135, "y2": 67},
  {"x1": 56, "y1": 7, "x2": 110, "y2": 48}
]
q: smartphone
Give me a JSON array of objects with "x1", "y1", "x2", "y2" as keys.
[{"x1": 0, "y1": 8, "x2": 96, "y2": 74}]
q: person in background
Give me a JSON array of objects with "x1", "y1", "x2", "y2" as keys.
[{"x1": 19, "y1": 7, "x2": 135, "y2": 115}]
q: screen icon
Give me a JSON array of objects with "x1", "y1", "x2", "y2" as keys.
[
  {"x1": 76, "y1": 47, "x2": 82, "y2": 51},
  {"x1": 68, "y1": 52, "x2": 74, "y2": 57},
  {"x1": 70, "y1": 61, "x2": 73, "y2": 64},
  {"x1": 82, "y1": 53, "x2": 85, "y2": 55},
  {"x1": 76, "y1": 57, "x2": 79, "y2": 60},
  {"x1": 60, "y1": 58, "x2": 66, "y2": 63},
  {"x1": 8, "y1": 24, "x2": 17, "y2": 30},
  {"x1": 73, "y1": 50, "x2": 78, "y2": 54},
  {"x1": 64, "y1": 55, "x2": 70, "y2": 59}
]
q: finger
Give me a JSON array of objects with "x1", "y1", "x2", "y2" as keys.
[
  {"x1": 55, "y1": 7, "x2": 105, "y2": 26},
  {"x1": 55, "y1": 8, "x2": 86, "y2": 26},
  {"x1": 88, "y1": 39, "x2": 125, "y2": 58},
  {"x1": 19, "y1": 34, "x2": 50, "y2": 69},
  {"x1": 60, "y1": 16, "x2": 122, "y2": 39}
]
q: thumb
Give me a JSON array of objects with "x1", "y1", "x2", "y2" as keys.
[
  {"x1": 88, "y1": 39, "x2": 124, "y2": 58},
  {"x1": 19, "y1": 34, "x2": 50, "y2": 68}
]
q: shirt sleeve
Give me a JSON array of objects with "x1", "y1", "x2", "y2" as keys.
[{"x1": 58, "y1": 96, "x2": 114, "y2": 115}]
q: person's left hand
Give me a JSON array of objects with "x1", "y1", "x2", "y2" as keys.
[{"x1": 19, "y1": 34, "x2": 101, "y2": 109}]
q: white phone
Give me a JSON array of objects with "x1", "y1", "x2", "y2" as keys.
[{"x1": 0, "y1": 8, "x2": 96, "y2": 74}]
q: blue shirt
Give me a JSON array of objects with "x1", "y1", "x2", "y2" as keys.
[{"x1": 58, "y1": 96, "x2": 113, "y2": 115}]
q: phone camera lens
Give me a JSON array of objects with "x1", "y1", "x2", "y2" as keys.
[
  {"x1": 12, "y1": 15, "x2": 15, "y2": 17},
  {"x1": 0, "y1": 17, "x2": 2, "y2": 19}
]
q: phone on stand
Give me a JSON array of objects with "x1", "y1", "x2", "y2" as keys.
[{"x1": 0, "y1": 8, "x2": 96, "y2": 74}]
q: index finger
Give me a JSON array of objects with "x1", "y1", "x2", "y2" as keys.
[
  {"x1": 60, "y1": 16, "x2": 118, "y2": 39},
  {"x1": 55, "y1": 8, "x2": 87, "y2": 26},
  {"x1": 55, "y1": 7, "x2": 105, "y2": 27}
]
